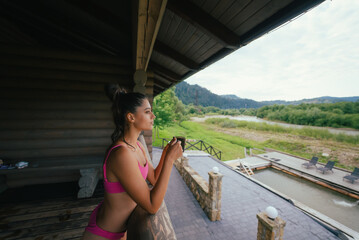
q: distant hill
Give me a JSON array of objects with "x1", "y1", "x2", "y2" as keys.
[
  {"x1": 261, "y1": 96, "x2": 359, "y2": 105},
  {"x1": 173, "y1": 81, "x2": 359, "y2": 109},
  {"x1": 174, "y1": 81, "x2": 263, "y2": 109}
]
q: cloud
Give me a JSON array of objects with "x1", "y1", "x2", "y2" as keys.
[{"x1": 186, "y1": 0, "x2": 359, "y2": 101}]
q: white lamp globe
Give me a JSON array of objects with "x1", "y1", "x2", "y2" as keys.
[
  {"x1": 213, "y1": 166, "x2": 219, "y2": 174},
  {"x1": 265, "y1": 206, "x2": 278, "y2": 220}
]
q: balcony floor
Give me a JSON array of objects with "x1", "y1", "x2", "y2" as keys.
[
  {"x1": 0, "y1": 181, "x2": 104, "y2": 239},
  {"x1": 153, "y1": 147, "x2": 342, "y2": 240}
]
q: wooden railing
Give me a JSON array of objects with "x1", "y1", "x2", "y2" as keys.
[{"x1": 161, "y1": 138, "x2": 222, "y2": 160}]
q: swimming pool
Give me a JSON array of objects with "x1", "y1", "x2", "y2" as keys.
[{"x1": 253, "y1": 168, "x2": 359, "y2": 232}]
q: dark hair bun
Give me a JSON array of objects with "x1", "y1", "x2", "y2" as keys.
[{"x1": 105, "y1": 84, "x2": 128, "y2": 102}]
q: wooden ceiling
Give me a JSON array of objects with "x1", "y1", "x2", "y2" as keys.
[{"x1": 0, "y1": 0, "x2": 325, "y2": 96}]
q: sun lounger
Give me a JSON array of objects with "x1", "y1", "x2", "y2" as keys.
[
  {"x1": 302, "y1": 157, "x2": 318, "y2": 169},
  {"x1": 343, "y1": 167, "x2": 359, "y2": 183},
  {"x1": 316, "y1": 161, "x2": 335, "y2": 174}
]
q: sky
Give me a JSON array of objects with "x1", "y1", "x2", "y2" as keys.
[{"x1": 185, "y1": 0, "x2": 359, "y2": 102}]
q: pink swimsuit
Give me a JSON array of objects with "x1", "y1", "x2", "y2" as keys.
[{"x1": 84, "y1": 142, "x2": 149, "y2": 239}]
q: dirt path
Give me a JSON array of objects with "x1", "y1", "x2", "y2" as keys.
[{"x1": 202, "y1": 123, "x2": 359, "y2": 168}]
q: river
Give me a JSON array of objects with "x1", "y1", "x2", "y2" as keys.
[{"x1": 190, "y1": 115, "x2": 359, "y2": 136}]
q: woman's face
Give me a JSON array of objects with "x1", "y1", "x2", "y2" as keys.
[{"x1": 132, "y1": 98, "x2": 156, "y2": 130}]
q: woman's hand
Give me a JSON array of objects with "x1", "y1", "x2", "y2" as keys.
[{"x1": 165, "y1": 137, "x2": 183, "y2": 164}]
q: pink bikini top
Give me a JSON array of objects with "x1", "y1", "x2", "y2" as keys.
[{"x1": 103, "y1": 141, "x2": 148, "y2": 194}]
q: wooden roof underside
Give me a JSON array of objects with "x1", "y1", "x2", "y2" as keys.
[{"x1": 0, "y1": 0, "x2": 325, "y2": 96}]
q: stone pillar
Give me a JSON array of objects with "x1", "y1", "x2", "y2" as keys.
[
  {"x1": 208, "y1": 171, "x2": 223, "y2": 221},
  {"x1": 256, "y1": 212, "x2": 286, "y2": 240}
]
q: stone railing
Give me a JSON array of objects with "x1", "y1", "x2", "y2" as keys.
[
  {"x1": 125, "y1": 135, "x2": 177, "y2": 240},
  {"x1": 127, "y1": 200, "x2": 177, "y2": 240},
  {"x1": 174, "y1": 156, "x2": 223, "y2": 221}
]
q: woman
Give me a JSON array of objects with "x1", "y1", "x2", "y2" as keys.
[{"x1": 82, "y1": 88, "x2": 183, "y2": 240}]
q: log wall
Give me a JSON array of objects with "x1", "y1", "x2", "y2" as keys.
[{"x1": 0, "y1": 44, "x2": 154, "y2": 187}]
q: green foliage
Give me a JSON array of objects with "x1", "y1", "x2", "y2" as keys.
[
  {"x1": 253, "y1": 102, "x2": 359, "y2": 129},
  {"x1": 153, "y1": 88, "x2": 176, "y2": 130},
  {"x1": 153, "y1": 87, "x2": 189, "y2": 131},
  {"x1": 205, "y1": 118, "x2": 359, "y2": 145}
]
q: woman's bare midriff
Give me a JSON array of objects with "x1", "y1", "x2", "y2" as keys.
[{"x1": 96, "y1": 192, "x2": 137, "y2": 233}]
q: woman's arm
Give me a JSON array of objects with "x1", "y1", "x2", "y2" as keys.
[
  {"x1": 144, "y1": 143, "x2": 169, "y2": 186},
  {"x1": 111, "y1": 137, "x2": 182, "y2": 214}
]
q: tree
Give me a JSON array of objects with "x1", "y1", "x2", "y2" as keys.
[{"x1": 152, "y1": 86, "x2": 187, "y2": 140}]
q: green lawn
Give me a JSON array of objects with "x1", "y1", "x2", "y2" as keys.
[{"x1": 152, "y1": 121, "x2": 356, "y2": 171}]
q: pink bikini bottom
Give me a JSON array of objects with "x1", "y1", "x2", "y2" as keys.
[{"x1": 85, "y1": 201, "x2": 126, "y2": 240}]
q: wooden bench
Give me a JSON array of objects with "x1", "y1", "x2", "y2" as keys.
[
  {"x1": 0, "y1": 159, "x2": 103, "y2": 198},
  {"x1": 1, "y1": 135, "x2": 152, "y2": 199}
]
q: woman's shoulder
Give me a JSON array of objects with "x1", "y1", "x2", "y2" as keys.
[{"x1": 107, "y1": 142, "x2": 131, "y2": 159}]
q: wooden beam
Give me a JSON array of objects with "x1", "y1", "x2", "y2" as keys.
[
  {"x1": 167, "y1": 0, "x2": 240, "y2": 49},
  {"x1": 133, "y1": 0, "x2": 167, "y2": 71},
  {"x1": 153, "y1": 73, "x2": 173, "y2": 85},
  {"x1": 154, "y1": 41, "x2": 200, "y2": 70},
  {"x1": 149, "y1": 62, "x2": 181, "y2": 81},
  {"x1": 153, "y1": 80, "x2": 170, "y2": 89}
]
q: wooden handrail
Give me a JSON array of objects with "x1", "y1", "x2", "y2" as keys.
[{"x1": 160, "y1": 138, "x2": 222, "y2": 160}]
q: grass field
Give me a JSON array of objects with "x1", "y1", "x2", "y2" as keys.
[{"x1": 152, "y1": 120, "x2": 358, "y2": 171}]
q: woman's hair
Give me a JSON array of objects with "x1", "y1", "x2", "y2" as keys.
[{"x1": 107, "y1": 85, "x2": 147, "y2": 143}]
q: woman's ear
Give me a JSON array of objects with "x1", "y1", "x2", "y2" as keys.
[{"x1": 126, "y1": 112, "x2": 135, "y2": 123}]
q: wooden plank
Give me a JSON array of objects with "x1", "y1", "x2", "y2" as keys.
[
  {"x1": 2, "y1": 146, "x2": 108, "y2": 159},
  {"x1": 193, "y1": 39, "x2": 218, "y2": 62},
  {"x1": 0, "y1": 205, "x2": 95, "y2": 224},
  {"x1": 210, "y1": 0, "x2": 237, "y2": 19},
  {"x1": 0, "y1": 109, "x2": 111, "y2": 120},
  {"x1": 0, "y1": 138, "x2": 111, "y2": 150},
  {"x1": 180, "y1": 29, "x2": 205, "y2": 56},
  {"x1": 0, "y1": 65, "x2": 132, "y2": 83},
  {"x1": 156, "y1": 10, "x2": 173, "y2": 42},
  {"x1": 1, "y1": 224, "x2": 88, "y2": 240},
  {"x1": 0, "y1": 100, "x2": 110, "y2": 111},
  {"x1": 0, "y1": 211, "x2": 92, "y2": 232},
  {"x1": 0, "y1": 44, "x2": 131, "y2": 65},
  {"x1": 201, "y1": 0, "x2": 221, "y2": 14},
  {"x1": 170, "y1": 21, "x2": 196, "y2": 54},
  {"x1": 154, "y1": 41, "x2": 199, "y2": 70},
  {"x1": 6, "y1": 174, "x2": 81, "y2": 188},
  {"x1": 185, "y1": 33, "x2": 211, "y2": 58},
  {"x1": 0, "y1": 197, "x2": 102, "y2": 217},
  {"x1": 218, "y1": 0, "x2": 252, "y2": 25},
  {"x1": 0, "y1": 77, "x2": 106, "y2": 92},
  {"x1": 0, "y1": 54, "x2": 131, "y2": 75},
  {"x1": 226, "y1": 0, "x2": 271, "y2": 32},
  {"x1": 0, "y1": 129, "x2": 112, "y2": 140},
  {"x1": 150, "y1": 61, "x2": 182, "y2": 79},
  {"x1": 0, "y1": 88, "x2": 109, "y2": 101},
  {"x1": 167, "y1": 0, "x2": 240, "y2": 48},
  {"x1": 235, "y1": 0, "x2": 294, "y2": 35},
  {"x1": 164, "y1": 11, "x2": 182, "y2": 45},
  {"x1": 197, "y1": 42, "x2": 222, "y2": 63},
  {"x1": 0, "y1": 119, "x2": 114, "y2": 129}
]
